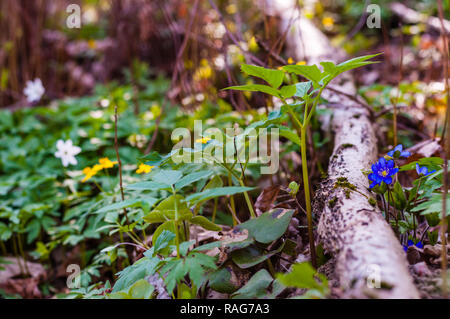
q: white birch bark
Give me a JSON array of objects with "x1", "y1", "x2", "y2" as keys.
[{"x1": 266, "y1": 0, "x2": 419, "y2": 298}]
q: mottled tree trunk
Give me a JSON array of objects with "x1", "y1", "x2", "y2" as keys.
[{"x1": 267, "y1": 0, "x2": 419, "y2": 298}]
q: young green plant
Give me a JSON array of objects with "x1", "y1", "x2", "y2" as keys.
[{"x1": 225, "y1": 55, "x2": 381, "y2": 266}]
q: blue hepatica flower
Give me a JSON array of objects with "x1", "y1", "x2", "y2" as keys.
[
  {"x1": 415, "y1": 163, "x2": 436, "y2": 177},
  {"x1": 386, "y1": 144, "x2": 411, "y2": 159},
  {"x1": 368, "y1": 157, "x2": 399, "y2": 188},
  {"x1": 403, "y1": 240, "x2": 424, "y2": 252}
]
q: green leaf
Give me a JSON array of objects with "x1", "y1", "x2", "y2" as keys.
[
  {"x1": 224, "y1": 84, "x2": 280, "y2": 97},
  {"x1": 241, "y1": 64, "x2": 284, "y2": 88},
  {"x1": 125, "y1": 181, "x2": 170, "y2": 191},
  {"x1": 175, "y1": 170, "x2": 213, "y2": 191},
  {"x1": 411, "y1": 194, "x2": 450, "y2": 216},
  {"x1": 282, "y1": 65, "x2": 325, "y2": 85},
  {"x1": 112, "y1": 257, "x2": 159, "y2": 292},
  {"x1": 208, "y1": 268, "x2": 238, "y2": 293},
  {"x1": 143, "y1": 195, "x2": 192, "y2": 223},
  {"x1": 96, "y1": 198, "x2": 155, "y2": 214},
  {"x1": 388, "y1": 181, "x2": 407, "y2": 210},
  {"x1": 185, "y1": 186, "x2": 255, "y2": 205},
  {"x1": 276, "y1": 262, "x2": 328, "y2": 295},
  {"x1": 293, "y1": 81, "x2": 312, "y2": 98},
  {"x1": 231, "y1": 269, "x2": 283, "y2": 299},
  {"x1": 279, "y1": 84, "x2": 297, "y2": 98},
  {"x1": 190, "y1": 216, "x2": 222, "y2": 231},
  {"x1": 277, "y1": 126, "x2": 301, "y2": 146},
  {"x1": 236, "y1": 208, "x2": 294, "y2": 243},
  {"x1": 184, "y1": 253, "x2": 218, "y2": 289},
  {"x1": 151, "y1": 169, "x2": 183, "y2": 186},
  {"x1": 231, "y1": 242, "x2": 284, "y2": 269},
  {"x1": 128, "y1": 279, "x2": 154, "y2": 299},
  {"x1": 151, "y1": 228, "x2": 176, "y2": 255},
  {"x1": 399, "y1": 157, "x2": 444, "y2": 172}
]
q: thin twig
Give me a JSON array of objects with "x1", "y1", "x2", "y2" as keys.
[
  {"x1": 437, "y1": 0, "x2": 448, "y2": 298},
  {"x1": 114, "y1": 104, "x2": 130, "y2": 225}
]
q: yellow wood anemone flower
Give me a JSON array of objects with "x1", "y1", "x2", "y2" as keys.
[
  {"x1": 136, "y1": 163, "x2": 154, "y2": 174},
  {"x1": 82, "y1": 166, "x2": 99, "y2": 182},
  {"x1": 99, "y1": 157, "x2": 118, "y2": 169},
  {"x1": 195, "y1": 137, "x2": 211, "y2": 144}
]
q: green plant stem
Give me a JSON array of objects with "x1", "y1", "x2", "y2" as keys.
[
  {"x1": 172, "y1": 186, "x2": 180, "y2": 259},
  {"x1": 0, "y1": 240, "x2": 7, "y2": 255},
  {"x1": 239, "y1": 179, "x2": 256, "y2": 218},
  {"x1": 17, "y1": 233, "x2": 30, "y2": 275},
  {"x1": 412, "y1": 179, "x2": 423, "y2": 239},
  {"x1": 119, "y1": 231, "x2": 130, "y2": 267},
  {"x1": 12, "y1": 235, "x2": 24, "y2": 275},
  {"x1": 227, "y1": 173, "x2": 238, "y2": 226},
  {"x1": 212, "y1": 198, "x2": 218, "y2": 223},
  {"x1": 301, "y1": 126, "x2": 316, "y2": 268}
]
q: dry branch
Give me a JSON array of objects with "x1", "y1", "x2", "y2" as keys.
[{"x1": 268, "y1": 0, "x2": 419, "y2": 298}]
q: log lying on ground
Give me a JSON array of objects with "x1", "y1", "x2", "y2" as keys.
[
  {"x1": 390, "y1": 2, "x2": 450, "y2": 34},
  {"x1": 267, "y1": 0, "x2": 419, "y2": 298}
]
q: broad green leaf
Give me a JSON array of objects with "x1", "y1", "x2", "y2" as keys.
[
  {"x1": 125, "y1": 181, "x2": 170, "y2": 191},
  {"x1": 387, "y1": 181, "x2": 406, "y2": 211},
  {"x1": 175, "y1": 170, "x2": 213, "y2": 191},
  {"x1": 95, "y1": 198, "x2": 155, "y2": 214},
  {"x1": 231, "y1": 269, "x2": 284, "y2": 299},
  {"x1": 231, "y1": 242, "x2": 284, "y2": 269},
  {"x1": 108, "y1": 292, "x2": 131, "y2": 299},
  {"x1": 185, "y1": 186, "x2": 255, "y2": 204},
  {"x1": 294, "y1": 81, "x2": 312, "y2": 98},
  {"x1": 151, "y1": 169, "x2": 183, "y2": 186},
  {"x1": 224, "y1": 84, "x2": 280, "y2": 97},
  {"x1": 112, "y1": 257, "x2": 159, "y2": 292},
  {"x1": 399, "y1": 157, "x2": 444, "y2": 172},
  {"x1": 190, "y1": 216, "x2": 222, "y2": 231},
  {"x1": 151, "y1": 228, "x2": 176, "y2": 255},
  {"x1": 411, "y1": 194, "x2": 449, "y2": 216},
  {"x1": 246, "y1": 109, "x2": 284, "y2": 131},
  {"x1": 237, "y1": 208, "x2": 294, "y2": 243},
  {"x1": 143, "y1": 195, "x2": 192, "y2": 223},
  {"x1": 282, "y1": 64, "x2": 324, "y2": 84},
  {"x1": 128, "y1": 279, "x2": 154, "y2": 299},
  {"x1": 277, "y1": 126, "x2": 301, "y2": 146},
  {"x1": 276, "y1": 262, "x2": 328, "y2": 295},
  {"x1": 279, "y1": 84, "x2": 297, "y2": 98},
  {"x1": 208, "y1": 268, "x2": 238, "y2": 293},
  {"x1": 241, "y1": 64, "x2": 284, "y2": 88}
]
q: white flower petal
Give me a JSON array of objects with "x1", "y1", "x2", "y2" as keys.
[
  {"x1": 68, "y1": 156, "x2": 77, "y2": 166},
  {"x1": 71, "y1": 146, "x2": 81, "y2": 155},
  {"x1": 61, "y1": 157, "x2": 69, "y2": 167}
]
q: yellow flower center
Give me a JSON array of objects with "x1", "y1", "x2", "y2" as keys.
[
  {"x1": 195, "y1": 137, "x2": 211, "y2": 144},
  {"x1": 381, "y1": 170, "x2": 388, "y2": 177}
]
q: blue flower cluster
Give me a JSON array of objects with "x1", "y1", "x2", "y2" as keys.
[
  {"x1": 385, "y1": 144, "x2": 411, "y2": 159},
  {"x1": 403, "y1": 240, "x2": 423, "y2": 252},
  {"x1": 368, "y1": 144, "x2": 411, "y2": 189},
  {"x1": 368, "y1": 157, "x2": 399, "y2": 188},
  {"x1": 416, "y1": 163, "x2": 436, "y2": 177}
]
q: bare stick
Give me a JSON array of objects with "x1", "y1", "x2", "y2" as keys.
[{"x1": 437, "y1": 0, "x2": 448, "y2": 298}]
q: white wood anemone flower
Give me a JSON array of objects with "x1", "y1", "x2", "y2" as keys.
[
  {"x1": 54, "y1": 139, "x2": 81, "y2": 167},
  {"x1": 23, "y1": 78, "x2": 45, "y2": 103}
]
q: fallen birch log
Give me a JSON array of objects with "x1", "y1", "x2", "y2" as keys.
[
  {"x1": 390, "y1": 2, "x2": 450, "y2": 34},
  {"x1": 267, "y1": 0, "x2": 419, "y2": 298}
]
